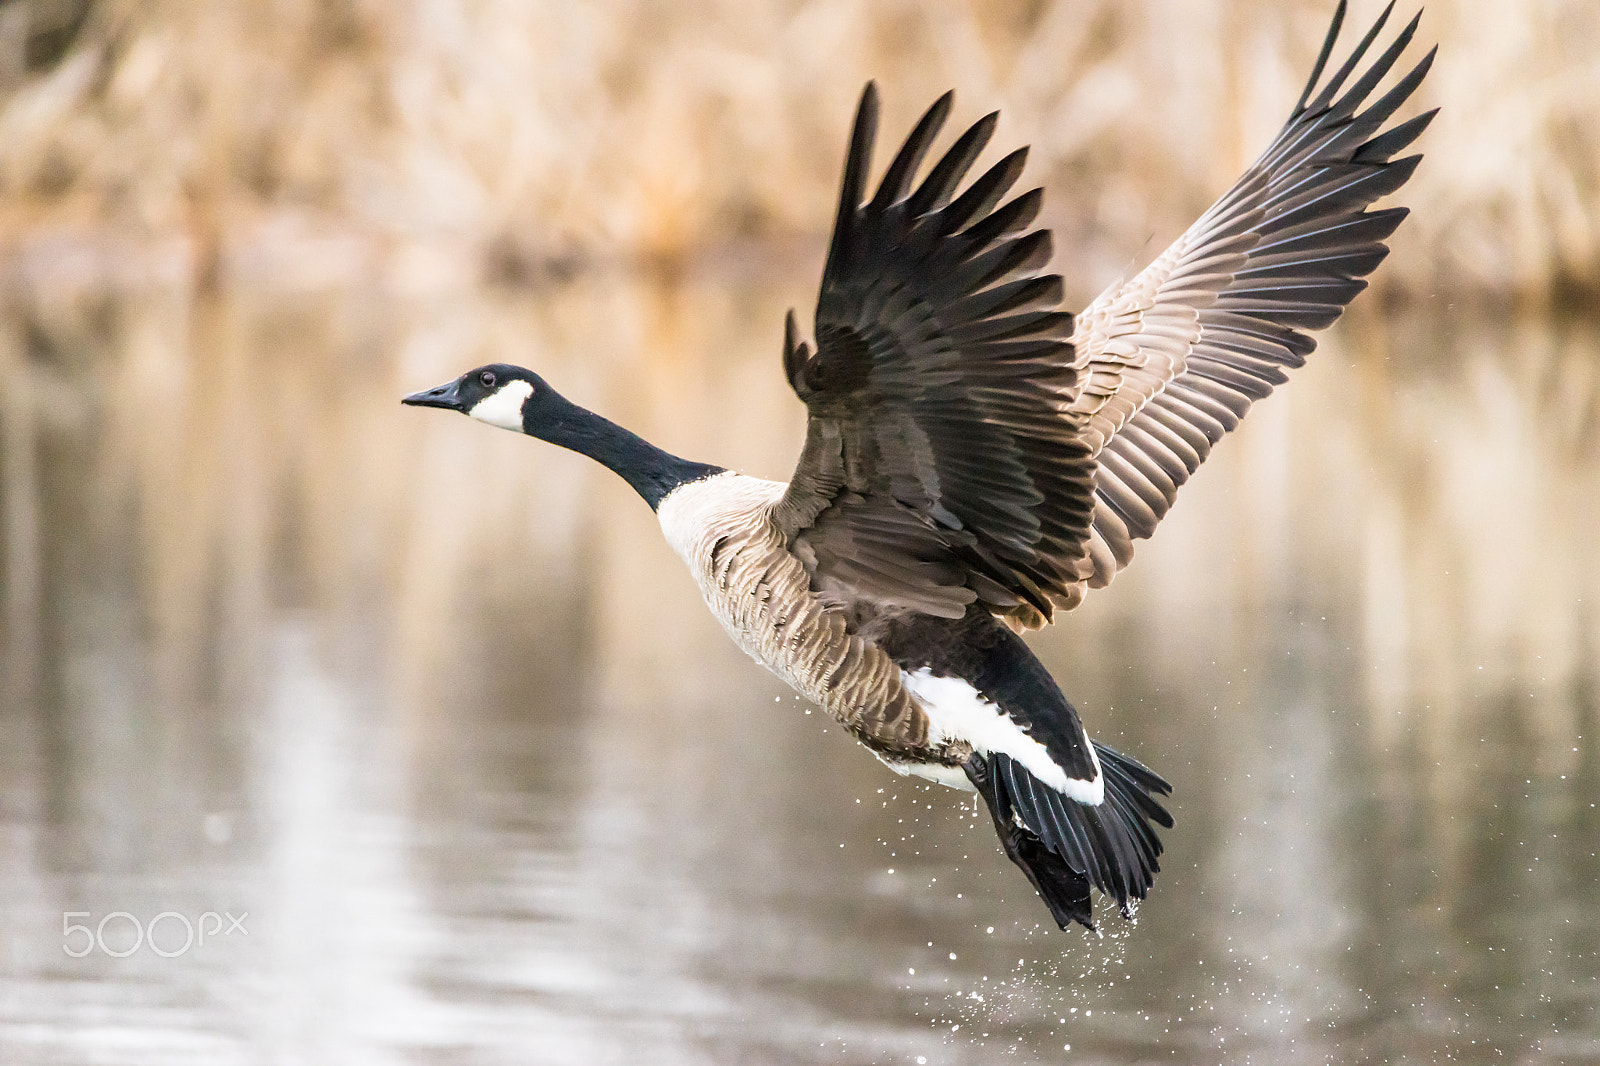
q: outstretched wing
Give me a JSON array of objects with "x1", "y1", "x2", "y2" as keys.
[
  {"x1": 771, "y1": 86, "x2": 1097, "y2": 629},
  {"x1": 1069, "y1": 0, "x2": 1436, "y2": 592}
]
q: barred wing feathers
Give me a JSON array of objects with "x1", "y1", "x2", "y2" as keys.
[
  {"x1": 773, "y1": 85, "x2": 1098, "y2": 629},
  {"x1": 1069, "y1": 0, "x2": 1436, "y2": 591}
]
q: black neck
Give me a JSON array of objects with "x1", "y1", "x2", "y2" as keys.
[{"x1": 529, "y1": 393, "x2": 724, "y2": 510}]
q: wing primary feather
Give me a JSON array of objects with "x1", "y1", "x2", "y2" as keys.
[
  {"x1": 960, "y1": 188, "x2": 1044, "y2": 249},
  {"x1": 871, "y1": 91, "x2": 953, "y2": 211},
  {"x1": 1233, "y1": 245, "x2": 1388, "y2": 278},
  {"x1": 945, "y1": 274, "x2": 1065, "y2": 322},
  {"x1": 1306, "y1": 1, "x2": 1395, "y2": 115},
  {"x1": 1269, "y1": 154, "x2": 1421, "y2": 229},
  {"x1": 1345, "y1": 52, "x2": 1436, "y2": 148},
  {"x1": 908, "y1": 111, "x2": 999, "y2": 218},
  {"x1": 1354, "y1": 106, "x2": 1436, "y2": 164},
  {"x1": 783, "y1": 308, "x2": 811, "y2": 389},
  {"x1": 1251, "y1": 207, "x2": 1408, "y2": 255},
  {"x1": 948, "y1": 310, "x2": 1069, "y2": 346},
  {"x1": 1328, "y1": 11, "x2": 1422, "y2": 124},
  {"x1": 1363, "y1": 105, "x2": 1440, "y2": 164},
  {"x1": 931, "y1": 228, "x2": 1052, "y2": 303},
  {"x1": 938, "y1": 149, "x2": 1029, "y2": 235},
  {"x1": 1294, "y1": 0, "x2": 1346, "y2": 113},
  {"x1": 826, "y1": 84, "x2": 880, "y2": 277}
]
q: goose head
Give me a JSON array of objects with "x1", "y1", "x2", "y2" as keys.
[
  {"x1": 402, "y1": 363, "x2": 549, "y2": 433},
  {"x1": 403, "y1": 363, "x2": 726, "y2": 509}
]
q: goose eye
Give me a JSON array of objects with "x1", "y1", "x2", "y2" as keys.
[{"x1": 479, "y1": 370, "x2": 497, "y2": 388}]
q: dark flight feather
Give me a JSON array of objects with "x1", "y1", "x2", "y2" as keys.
[{"x1": 774, "y1": 85, "x2": 1095, "y2": 626}]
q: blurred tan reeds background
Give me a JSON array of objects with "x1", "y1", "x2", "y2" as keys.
[
  {"x1": 0, "y1": 5, "x2": 1597, "y2": 1056},
  {"x1": 0, "y1": 0, "x2": 1596, "y2": 302}
]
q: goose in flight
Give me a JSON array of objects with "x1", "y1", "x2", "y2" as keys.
[{"x1": 404, "y1": 0, "x2": 1434, "y2": 930}]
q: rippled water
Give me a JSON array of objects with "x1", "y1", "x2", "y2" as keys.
[{"x1": 0, "y1": 268, "x2": 1597, "y2": 1064}]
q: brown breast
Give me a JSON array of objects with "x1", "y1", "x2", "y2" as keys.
[{"x1": 657, "y1": 473, "x2": 943, "y2": 759}]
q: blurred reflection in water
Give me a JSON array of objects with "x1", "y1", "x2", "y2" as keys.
[{"x1": 0, "y1": 270, "x2": 1596, "y2": 1065}]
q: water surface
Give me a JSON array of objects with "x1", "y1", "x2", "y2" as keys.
[{"x1": 0, "y1": 272, "x2": 1597, "y2": 1064}]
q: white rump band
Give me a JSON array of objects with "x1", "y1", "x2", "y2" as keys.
[{"x1": 901, "y1": 668, "x2": 1103, "y2": 805}]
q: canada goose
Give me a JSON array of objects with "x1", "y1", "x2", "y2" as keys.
[{"x1": 404, "y1": 1, "x2": 1433, "y2": 931}]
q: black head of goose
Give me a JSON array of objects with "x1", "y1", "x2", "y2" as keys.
[
  {"x1": 404, "y1": 0, "x2": 1434, "y2": 932},
  {"x1": 403, "y1": 363, "x2": 726, "y2": 508}
]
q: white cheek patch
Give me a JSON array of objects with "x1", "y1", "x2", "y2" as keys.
[
  {"x1": 468, "y1": 380, "x2": 533, "y2": 431},
  {"x1": 901, "y1": 668, "x2": 1104, "y2": 806}
]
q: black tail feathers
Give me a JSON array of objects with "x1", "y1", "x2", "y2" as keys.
[{"x1": 966, "y1": 743, "x2": 1173, "y2": 931}]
